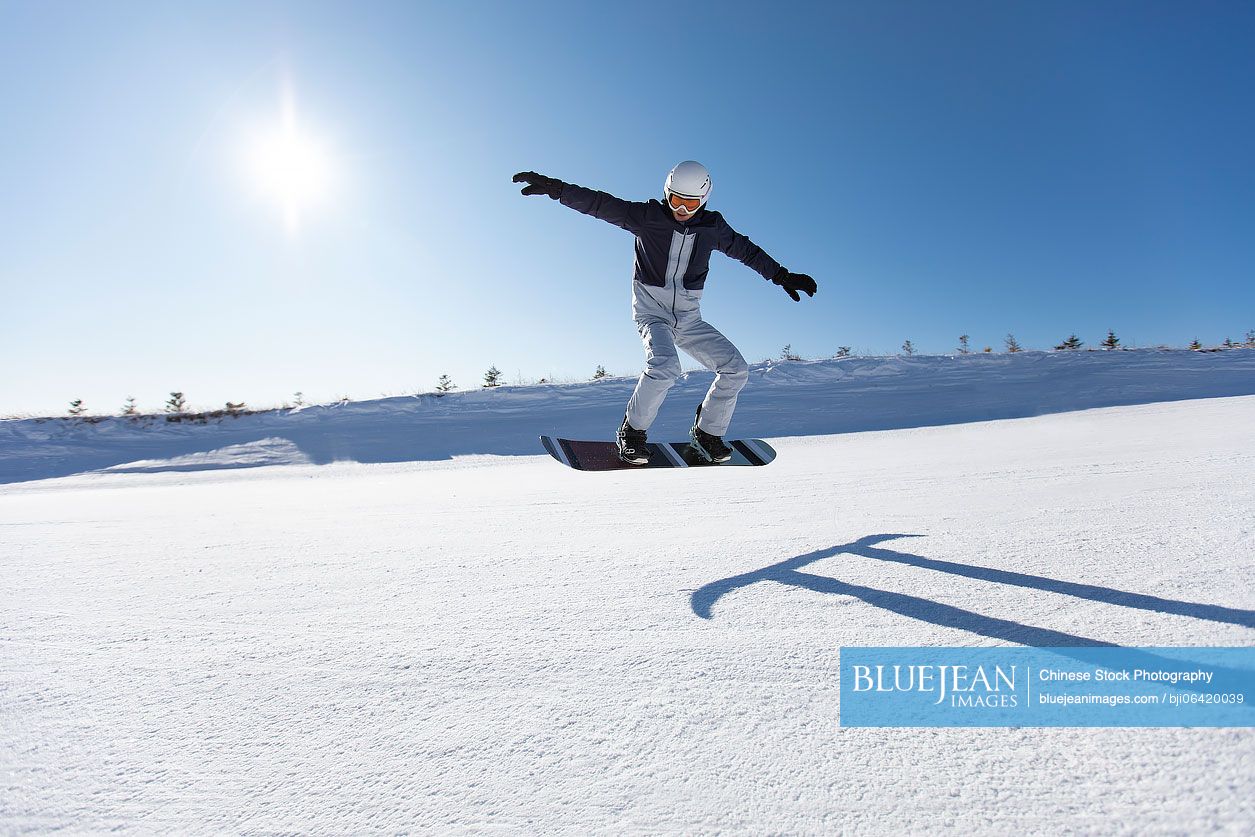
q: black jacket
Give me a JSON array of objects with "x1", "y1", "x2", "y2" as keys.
[{"x1": 558, "y1": 182, "x2": 783, "y2": 291}]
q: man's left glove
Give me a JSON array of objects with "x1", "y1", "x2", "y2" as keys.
[
  {"x1": 771, "y1": 267, "x2": 818, "y2": 302},
  {"x1": 513, "y1": 171, "x2": 565, "y2": 200}
]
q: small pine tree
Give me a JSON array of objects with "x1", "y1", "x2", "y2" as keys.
[
  {"x1": 1245, "y1": 329, "x2": 1255, "y2": 348},
  {"x1": 1101, "y1": 329, "x2": 1120, "y2": 350},
  {"x1": 1188, "y1": 338, "x2": 1202, "y2": 350},
  {"x1": 983, "y1": 346, "x2": 993, "y2": 353},
  {"x1": 483, "y1": 365, "x2": 501, "y2": 388},
  {"x1": 1222, "y1": 336, "x2": 1234, "y2": 349},
  {"x1": 225, "y1": 401, "x2": 245, "y2": 416},
  {"x1": 1055, "y1": 334, "x2": 1083, "y2": 351},
  {"x1": 901, "y1": 339, "x2": 915, "y2": 356},
  {"x1": 835, "y1": 346, "x2": 851, "y2": 358},
  {"x1": 165, "y1": 392, "x2": 186, "y2": 413},
  {"x1": 781, "y1": 344, "x2": 801, "y2": 361},
  {"x1": 436, "y1": 374, "x2": 456, "y2": 393},
  {"x1": 958, "y1": 334, "x2": 970, "y2": 354},
  {"x1": 1004, "y1": 333, "x2": 1022, "y2": 353},
  {"x1": 121, "y1": 396, "x2": 137, "y2": 416},
  {"x1": 293, "y1": 391, "x2": 305, "y2": 407},
  {"x1": 68, "y1": 399, "x2": 86, "y2": 417},
  {"x1": 592, "y1": 365, "x2": 608, "y2": 380}
]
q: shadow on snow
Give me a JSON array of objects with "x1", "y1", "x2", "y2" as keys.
[{"x1": 691, "y1": 534, "x2": 1255, "y2": 644}]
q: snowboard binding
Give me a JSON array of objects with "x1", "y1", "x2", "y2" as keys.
[
  {"x1": 689, "y1": 406, "x2": 733, "y2": 463},
  {"x1": 616, "y1": 415, "x2": 651, "y2": 465}
]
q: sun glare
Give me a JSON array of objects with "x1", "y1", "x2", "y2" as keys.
[{"x1": 245, "y1": 89, "x2": 334, "y2": 233}]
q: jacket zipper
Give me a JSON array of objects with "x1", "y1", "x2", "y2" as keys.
[
  {"x1": 670, "y1": 222, "x2": 685, "y2": 327},
  {"x1": 671, "y1": 265, "x2": 679, "y2": 327}
]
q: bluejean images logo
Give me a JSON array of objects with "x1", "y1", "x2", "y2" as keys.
[
  {"x1": 840, "y1": 647, "x2": 1254, "y2": 727},
  {"x1": 852, "y1": 660, "x2": 1020, "y2": 709}
]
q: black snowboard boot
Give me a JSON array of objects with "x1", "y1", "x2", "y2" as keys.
[
  {"x1": 690, "y1": 405, "x2": 733, "y2": 463},
  {"x1": 616, "y1": 415, "x2": 650, "y2": 465}
]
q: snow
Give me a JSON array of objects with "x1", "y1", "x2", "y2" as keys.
[
  {"x1": 2, "y1": 348, "x2": 1254, "y2": 484},
  {"x1": 2, "y1": 350, "x2": 1253, "y2": 833}
]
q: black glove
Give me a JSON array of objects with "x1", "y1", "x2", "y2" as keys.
[
  {"x1": 771, "y1": 267, "x2": 817, "y2": 302},
  {"x1": 513, "y1": 171, "x2": 565, "y2": 200}
]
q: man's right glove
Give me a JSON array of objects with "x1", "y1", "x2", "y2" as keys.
[
  {"x1": 771, "y1": 267, "x2": 818, "y2": 302},
  {"x1": 513, "y1": 171, "x2": 565, "y2": 200}
]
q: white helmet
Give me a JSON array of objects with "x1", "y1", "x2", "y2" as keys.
[{"x1": 664, "y1": 160, "x2": 711, "y2": 210}]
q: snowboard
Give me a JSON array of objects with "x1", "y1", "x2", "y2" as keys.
[{"x1": 540, "y1": 435, "x2": 776, "y2": 471}]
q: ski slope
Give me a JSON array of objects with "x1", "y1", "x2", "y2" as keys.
[
  {"x1": 2, "y1": 351, "x2": 1254, "y2": 834},
  {"x1": 2, "y1": 348, "x2": 1254, "y2": 485}
]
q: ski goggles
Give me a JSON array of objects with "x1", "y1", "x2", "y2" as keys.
[{"x1": 667, "y1": 192, "x2": 703, "y2": 213}]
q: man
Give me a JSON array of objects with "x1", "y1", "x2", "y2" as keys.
[{"x1": 513, "y1": 161, "x2": 817, "y2": 464}]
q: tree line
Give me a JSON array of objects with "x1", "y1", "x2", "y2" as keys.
[
  {"x1": 53, "y1": 328, "x2": 1255, "y2": 417},
  {"x1": 57, "y1": 365, "x2": 620, "y2": 418}
]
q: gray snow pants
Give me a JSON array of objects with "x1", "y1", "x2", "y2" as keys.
[{"x1": 625, "y1": 315, "x2": 749, "y2": 436}]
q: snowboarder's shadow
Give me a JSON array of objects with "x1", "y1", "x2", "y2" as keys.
[{"x1": 691, "y1": 533, "x2": 1255, "y2": 647}]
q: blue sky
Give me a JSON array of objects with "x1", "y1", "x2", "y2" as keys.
[{"x1": 2, "y1": 1, "x2": 1253, "y2": 414}]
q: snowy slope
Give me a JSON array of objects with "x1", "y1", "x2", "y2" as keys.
[
  {"x1": 2, "y1": 354, "x2": 1253, "y2": 834},
  {"x1": 2, "y1": 348, "x2": 1253, "y2": 484}
]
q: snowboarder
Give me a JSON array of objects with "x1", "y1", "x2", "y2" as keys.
[{"x1": 513, "y1": 162, "x2": 817, "y2": 464}]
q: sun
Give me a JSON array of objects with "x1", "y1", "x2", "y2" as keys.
[{"x1": 245, "y1": 92, "x2": 333, "y2": 233}]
